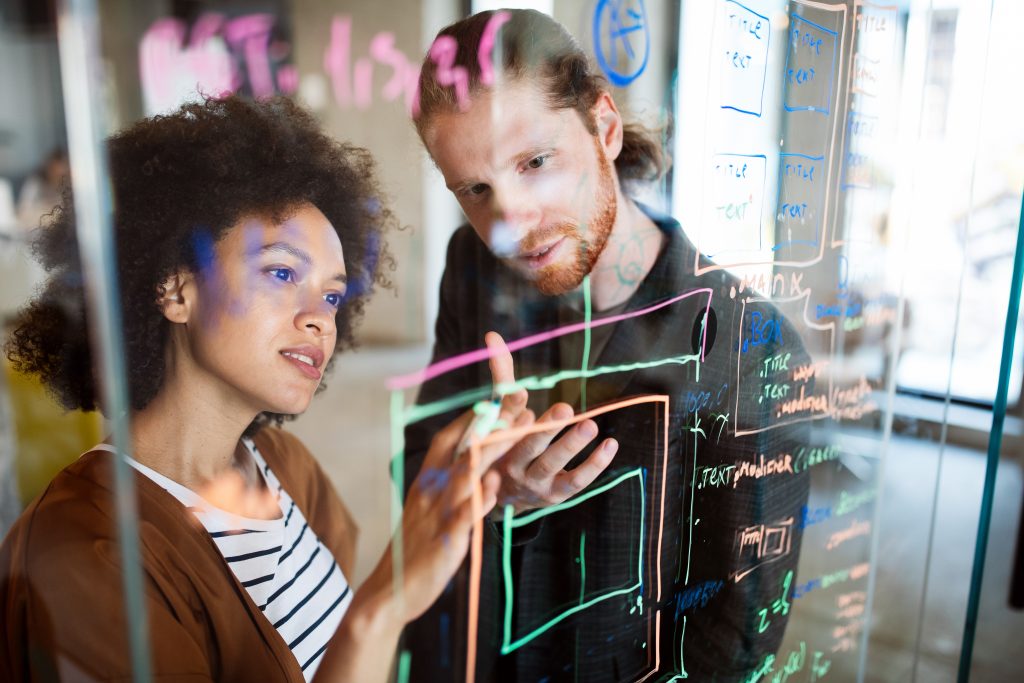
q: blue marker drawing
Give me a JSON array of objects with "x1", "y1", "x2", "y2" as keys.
[
  {"x1": 840, "y1": 111, "x2": 879, "y2": 190},
  {"x1": 782, "y1": 14, "x2": 838, "y2": 115},
  {"x1": 705, "y1": 152, "x2": 768, "y2": 257},
  {"x1": 774, "y1": 153, "x2": 826, "y2": 252},
  {"x1": 719, "y1": 0, "x2": 771, "y2": 117},
  {"x1": 592, "y1": 0, "x2": 650, "y2": 87}
]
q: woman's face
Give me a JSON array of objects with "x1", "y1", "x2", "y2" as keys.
[{"x1": 175, "y1": 203, "x2": 347, "y2": 418}]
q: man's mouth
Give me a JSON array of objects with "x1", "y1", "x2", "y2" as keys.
[{"x1": 517, "y1": 237, "x2": 566, "y2": 269}]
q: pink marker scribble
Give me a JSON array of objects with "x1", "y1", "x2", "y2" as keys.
[
  {"x1": 276, "y1": 64, "x2": 299, "y2": 94},
  {"x1": 477, "y1": 10, "x2": 511, "y2": 86},
  {"x1": 408, "y1": 76, "x2": 423, "y2": 118},
  {"x1": 139, "y1": 18, "x2": 187, "y2": 110},
  {"x1": 224, "y1": 14, "x2": 276, "y2": 98},
  {"x1": 188, "y1": 14, "x2": 235, "y2": 98},
  {"x1": 325, "y1": 19, "x2": 420, "y2": 113},
  {"x1": 190, "y1": 12, "x2": 224, "y2": 46},
  {"x1": 386, "y1": 288, "x2": 714, "y2": 390},
  {"x1": 429, "y1": 35, "x2": 470, "y2": 111},
  {"x1": 371, "y1": 32, "x2": 419, "y2": 112},
  {"x1": 353, "y1": 57, "x2": 373, "y2": 109},
  {"x1": 323, "y1": 16, "x2": 353, "y2": 108},
  {"x1": 141, "y1": 12, "x2": 511, "y2": 116},
  {"x1": 370, "y1": 32, "x2": 412, "y2": 103}
]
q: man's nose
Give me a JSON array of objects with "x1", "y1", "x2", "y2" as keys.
[{"x1": 490, "y1": 185, "x2": 541, "y2": 248}]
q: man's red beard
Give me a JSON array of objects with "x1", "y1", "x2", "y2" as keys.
[{"x1": 512, "y1": 145, "x2": 618, "y2": 296}]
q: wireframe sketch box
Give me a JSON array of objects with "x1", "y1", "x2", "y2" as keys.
[
  {"x1": 783, "y1": 14, "x2": 838, "y2": 115},
  {"x1": 483, "y1": 394, "x2": 672, "y2": 682},
  {"x1": 841, "y1": 111, "x2": 879, "y2": 190},
  {"x1": 851, "y1": 2, "x2": 898, "y2": 100},
  {"x1": 732, "y1": 517, "x2": 795, "y2": 582},
  {"x1": 775, "y1": 152, "x2": 827, "y2": 251},
  {"x1": 704, "y1": 153, "x2": 767, "y2": 257},
  {"x1": 718, "y1": 0, "x2": 771, "y2": 117},
  {"x1": 734, "y1": 292, "x2": 833, "y2": 437},
  {"x1": 499, "y1": 467, "x2": 646, "y2": 654}
]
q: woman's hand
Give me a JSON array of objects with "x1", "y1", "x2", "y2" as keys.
[
  {"x1": 318, "y1": 376, "x2": 532, "y2": 683},
  {"x1": 362, "y1": 396, "x2": 531, "y2": 624}
]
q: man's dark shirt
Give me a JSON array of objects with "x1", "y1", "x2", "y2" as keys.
[{"x1": 401, "y1": 206, "x2": 811, "y2": 682}]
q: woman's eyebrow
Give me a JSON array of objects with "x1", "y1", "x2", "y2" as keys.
[
  {"x1": 257, "y1": 241, "x2": 347, "y2": 283},
  {"x1": 258, "y1": 241, "x2": 312, "y2": 265}
]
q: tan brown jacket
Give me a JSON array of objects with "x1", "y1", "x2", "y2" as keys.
[{"x1": 0, "y1": 428, "x2": 358, "y2": 681}]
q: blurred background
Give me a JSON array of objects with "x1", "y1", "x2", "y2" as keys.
[{"x1": 0, "y1": 0, "x2": 1021, "y2": 680}]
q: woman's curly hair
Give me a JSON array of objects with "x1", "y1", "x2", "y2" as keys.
[{"x1": 4, "y1": 95, "x2": 395, "y2": 434}]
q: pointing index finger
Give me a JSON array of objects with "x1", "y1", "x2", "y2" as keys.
[{"x1": 485, "y1": 331, "x2": 515, "y2": 389}]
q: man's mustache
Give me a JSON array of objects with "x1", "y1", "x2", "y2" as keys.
[{"x1": 490, "y1": 222, "x2": 579, "y2": 258}]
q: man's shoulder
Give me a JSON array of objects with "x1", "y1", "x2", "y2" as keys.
[
  {"x1": 447, "y1": 223, "x2": 491, "y2": 261},
  {"x1": 439, "y1": 224, "x2": 499, "y2": 289}
]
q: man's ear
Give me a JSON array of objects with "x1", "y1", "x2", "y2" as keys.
[
  {"x1": 156, "y1": 272, "x2": 195, "y2": 324},
  {"x1": 593, "y1": 91, "x2": 624, "y2": 162}
]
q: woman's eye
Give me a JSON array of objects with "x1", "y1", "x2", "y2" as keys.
[
  {"x1": 324, "y1": 292, "x2": 343, "y2": 308},
  {"x1": 527, "y1": 155, "x2": 547, "y2": 169},
  {"x1": 267, "y1": 267, "x2": 295, "y2": 283}
]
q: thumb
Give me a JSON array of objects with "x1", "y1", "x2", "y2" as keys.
[{"x1": 421, "y1": 409, "x2": 475, "y2": 472}]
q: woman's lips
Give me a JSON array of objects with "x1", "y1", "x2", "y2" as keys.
[
  {"x1": 280, "y1": 351, "x2": 322, "y2": 380},
  {"x1": 518, "y1": 236, "x2": 566, "y2": 270}
]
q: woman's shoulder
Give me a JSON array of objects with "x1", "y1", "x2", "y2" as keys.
[
  {"x1": 0, "y1": 450, "x2": 138, "y2": 598},
  {"x1": 1, "y1": 447, "x2": 209, "y2": 573}
]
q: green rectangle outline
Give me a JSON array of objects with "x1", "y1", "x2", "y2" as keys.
[{"x1": 500, "y1": 467, "x2": 646, "y2": 654}]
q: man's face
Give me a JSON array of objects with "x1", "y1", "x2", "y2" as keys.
[{"x1": 423, "y1": 80, "x2": 618, "y2": 295}]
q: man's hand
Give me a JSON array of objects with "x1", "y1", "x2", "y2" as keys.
[{"x1": 485, "y1": 331, "x2": 619, "y2": 517}]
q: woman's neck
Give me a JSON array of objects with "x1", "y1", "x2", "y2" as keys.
[{"x1": 128, "y1": 371, "x2": 256, "y2": 493}]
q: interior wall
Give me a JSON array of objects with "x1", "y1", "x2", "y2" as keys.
[{"x1": 0, "y1": 27, "x2": 65, "y2": 185}]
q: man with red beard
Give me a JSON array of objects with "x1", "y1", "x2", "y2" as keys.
[{"x1": 401, "y1": 9, "x2": 811, "y2": 682}]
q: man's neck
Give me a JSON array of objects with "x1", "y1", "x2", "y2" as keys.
[{"x1": 587, "y1": 195, "x2": 665, "y2": 312}]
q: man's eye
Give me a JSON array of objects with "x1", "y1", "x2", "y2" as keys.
[
  {"x1": 267, "y1": 267, "x2": 295, "y2": 283},
  {"x1": 527, "y1": 155, "x2": 547, "y2": 169},
  {"x1": 324, "y1": 292, "x2": 343, "y2": 308},
  {"x1": 468, "y1": 183, "x2": 489, "y2": 196}
]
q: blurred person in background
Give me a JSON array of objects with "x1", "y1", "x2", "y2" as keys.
[{"x1": 16, "y1": 147, "x2": 69, "y2": 233}]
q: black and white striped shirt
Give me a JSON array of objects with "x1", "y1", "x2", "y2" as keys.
[{"x1": 110, "y1": 439, "x2": 352, "y2": 680}]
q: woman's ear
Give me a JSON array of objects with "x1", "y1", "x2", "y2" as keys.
[
  {"x1": 157, "y1": 272, "x2": 195, "y2": 324},
  {"x1": 593, "y1": 91, "x2": 624, "y2": 162}
]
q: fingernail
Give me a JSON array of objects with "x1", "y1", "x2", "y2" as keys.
[
  {"x1": 579, "y1": 421, "x2": 598, "y2": 438},
  {"x1": 603, "y1": 439, "x2": 619, "y2": 455}
]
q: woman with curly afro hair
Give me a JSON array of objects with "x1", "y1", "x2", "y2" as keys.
[{"x1": 0, "y1": 95, "x2": 535, "y2": 681}]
